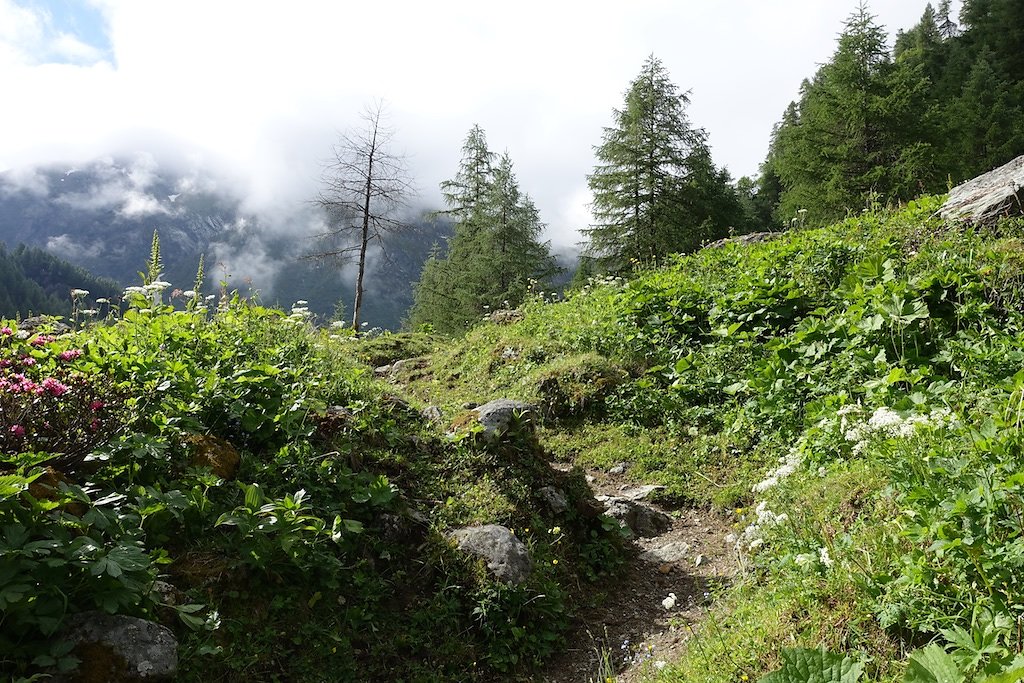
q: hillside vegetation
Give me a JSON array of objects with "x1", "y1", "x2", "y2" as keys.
[
  {"x1": 5, "y1": 196, "x2": 1024, "y2": 681},
  {"x1": 387, "y1": 195, "x2": 1024, "y2": 681}
]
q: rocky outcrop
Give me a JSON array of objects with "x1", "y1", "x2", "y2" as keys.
[
  {"x1": 941, "y1": 154, "x2": 1024, "y2": 224},
  {"x1": 61, "y1": 612, "x2": 177, "y2": 681},
  {"x1": 706, "y1": 231, "x2": 780, "y2": 250},
  {"x1": 450, "y1": 524, "x2": 532, "y2": 584}
]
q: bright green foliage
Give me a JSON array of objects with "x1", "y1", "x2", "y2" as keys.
[
  {"x1": 410, "y1": 126, "x2": 557, "y2": 334},
  {"x1": 758, "y1": 647, "x2": 864, "y2": 683},
  {"x1": 584, "y1": 55, "x2": 744, "y2": 273}
]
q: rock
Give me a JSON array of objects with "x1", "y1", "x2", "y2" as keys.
[
  {"x1": 487, "y1": 309, "x2": 524, "y2": 325},
  {"x1": 62, "y1": 612, "x2": 177, "y2": 681},
  {"x1": 641, "y1": 540, "x2": 692, "y2": 563},
  {"x1": 421, "y1": 405, "x2": 443, "y2": 422},
  {"x1": 474, "y1": 399, "x2": 533, "y2": 438},
  {"x1": 619, "y1": 484, "x2": 665, "y2": 501},
  {"x1": 941, "y1": 154, "x2": 1024, "y2": 224},
  {"x1": 461, "y1": 401, "x2": 479, "y2": 410},
  {"x1": 598, "y1": 496, "x2": 672, "y2": 538},
  {"x1": 608, "y1": 462, "x2": 629, "y2": 475},
  {"x1": 390, "y1": 357, "x2": 429, "y2": 375},
  {"x1": 450, "y1": 524, "x2": 532, "y2": 584},
  {"x1": 19, "y1": 315, "x2": 72, "y2": 335},
  {"x1": 536, "y1": 486, "x2": 569, "y2": 515},
  {"x1": 706, "y1": 231, "x2": 779, "y2": 250},
  {"x1": 185, "y1": 434, "x2": 240, "y2": 480},
  {"x1": 373, "y1": 364, "x2": 392, "y2": 377}
]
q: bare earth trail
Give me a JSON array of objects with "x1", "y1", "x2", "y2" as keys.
[{"x1": 540, "y1": 466, "x2": 739, "y2": 682}]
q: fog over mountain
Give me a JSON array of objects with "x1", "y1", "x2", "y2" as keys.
[{"x1": 0, "y1": 154, "x2": 458, "y2": 329}]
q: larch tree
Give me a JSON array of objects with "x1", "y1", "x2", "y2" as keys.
[
  {"x1": 311, "y1": 101, "x2": 415, "y2": 331},
  {"x1": 583, "y1": 55, "x2": 732, "y2": 274}
]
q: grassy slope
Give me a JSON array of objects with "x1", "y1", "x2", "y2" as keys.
[{"x1": 385, "y1": 195, "x2": 1024, "y2": 681}]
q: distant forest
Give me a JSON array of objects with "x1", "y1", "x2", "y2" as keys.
[{"x1": 0, "y1": 242, "x2": 121, "y2": 319}]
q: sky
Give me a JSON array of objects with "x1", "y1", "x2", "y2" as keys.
[{"x1": 0, "y1": 0, "x2": 960, "y2": 247}]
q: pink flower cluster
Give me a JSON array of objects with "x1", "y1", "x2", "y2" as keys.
[
  {"x1": 0, "y1": 373, "x2": 69, "y2": 396},
  {"x1": 10, "y1": 424, "x2": 25, "y2": 437},
  {"x1": 30, "y1": 335, "x2": 55, "y2": 347},
  {"x1": 0, "y1": 327, "x2": 12, "y2": 336},
  {"x1": 59, "y1": 349, "x2": 84, "y2": 361}
]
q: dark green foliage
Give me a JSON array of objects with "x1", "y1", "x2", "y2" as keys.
[
  {"x1": 0, "y1": 242, "x2": 121, "y2": 318},
  {"x1": 583, "y1": 55, "x2": 746, "y2": 273},
  {"x1": 410, "y1": 127, "x2": 558, "y2": 334},
  {"x1": 763, "y1": 0, "x2": 1024, "y2": 225}
]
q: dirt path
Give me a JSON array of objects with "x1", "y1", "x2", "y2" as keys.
[{"x1": 540, "y1": 467, "x2": 739, "y2": 682}]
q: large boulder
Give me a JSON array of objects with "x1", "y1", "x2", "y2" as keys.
[
  {"x1": 940, "y1": 154, "x2": 1024, "y2": 224},
  {"x1": 61, "y1": 612, "x2": 177, "y2": 681},
  {"x1": 449, "y1": 524, "x2": 532, "y2": 584}
]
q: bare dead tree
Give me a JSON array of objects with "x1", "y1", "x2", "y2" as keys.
[{"x1": 309, "y1": 101, "x2": 415, "y2": 330}]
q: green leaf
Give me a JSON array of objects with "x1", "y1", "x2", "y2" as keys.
[
  {"x1": 758, "y1": 647, "x2": 863, "y2": 683},
  {"x1": 981, "y1": 669, "x2": 1024, "y2": 683},
  {"x1": 904, "y1": 645, "x2": 964, "y2": 683}
]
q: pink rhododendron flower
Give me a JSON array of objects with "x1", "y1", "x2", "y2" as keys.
[
  {"x1": 89, "y1": 400, "x2": 105, "y2": 411},
  {"x1": 30, "y1": 335, "x2": 54, "y2": 346},
  {"x1": 0, "y1": 359, "x2": 11, "y2": 368},
  {"x1": 0, "y1": 327, "x2": 12, "y2": 336},
  {"x1": 19, "y1": 356, "x2": 36, "y2": 367},
  {"x1": 90, "y1": 419, "x2": 101, "y2": 432},
  {"x1": 59, "y1": 349, "x2": 83, "y2": 361},
  {"x1": 41, "y1": 378, "x2": 69, "y2": 397},
  {"x1": 10, "y1": 425, "x2": 25, "y2": 437}
]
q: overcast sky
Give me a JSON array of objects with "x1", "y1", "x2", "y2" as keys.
[{"x1": 0, "y1": 0, "x2": 959, "y2": 247}]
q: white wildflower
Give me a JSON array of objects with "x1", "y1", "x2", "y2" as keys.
[
  {"x1": 81, "y1": 309, "x2": 98, "y2": 316},
  {"x1": 818, "y1": 546, "x2": 834, "y2": 568},
  {"x1": 70, "y1": 288, "x2": 89, "y2": 298},
  {"x1": 295, "y1": 300, "x2": 308, "y2": 306},
  {"x1": 182, "y1": 290, "x2": 197, "y2": 298},
  {"x1": 661, "y1": 593, "x2": 676, "y2": 610},
  {"x1": 95, "y1": 297, "x2": 109, "y2": 304},
  {"x1": 124, "y1": 286, "x2": 146, "y2": 295}
]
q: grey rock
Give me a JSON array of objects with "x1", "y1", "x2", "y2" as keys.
[
  {"x1": 474, "y1": 398, "x2": 533, "y2": 438},
  {"x1": 421, "y1": 405, "x2": 443, "y2": 422},
  {"x1": 63, "y1": 612, "x2": 177, "y2": 681},
  {"x1": 461, "y1": 401, "x2": 479, "y2": 410},
  {"x1": 619, "y1": 484, "x2": 665, "y2": 501},
  {"x1": 488, "y1": 309, "x2": 524, "y2": 325},
  {"x1": 608, "y1": 462, "x2": 629, "y2": 475},
  {"x1": 941, "y1": 153, "x2": 1024, "y2": 224},
  {"x1": 537, "y1": 486, "x2": 569, "y2": 515},
  {"x1": 706, "y1": 231, "x2": 779, "y2": 250},
  {"x1": 598, "y1": 496, "x2": 672, "y2": 538},
  {"x1": 641, "y1": 541, "x2": 692, "y2": 563},
  {"x1": 450, "y1": 524, "x2": 532, "y2": 584},
  {"x1": 374, "y1": 364, "x2": 392, "y2": 377}
]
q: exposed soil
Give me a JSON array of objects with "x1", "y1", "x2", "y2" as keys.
[{"x1": 540, "y1": 466, "x2": 740, "y2": 683}]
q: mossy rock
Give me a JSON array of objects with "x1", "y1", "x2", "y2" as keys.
[{"x1": 529, "y1": 353, "x2": 629, "y2": 419}]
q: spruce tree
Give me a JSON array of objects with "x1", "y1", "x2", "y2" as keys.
[{"x1": 410, "y1": 128, "x2": 556, "y2": 334}]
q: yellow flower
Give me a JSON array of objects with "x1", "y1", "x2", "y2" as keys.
[{"x1": 552, "y1": 559, "x2": 558, "y2": 565}]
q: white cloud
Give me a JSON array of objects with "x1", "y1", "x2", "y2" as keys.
[{"x1": 1, "y1": 0, "x2": 961, "y2": 245}]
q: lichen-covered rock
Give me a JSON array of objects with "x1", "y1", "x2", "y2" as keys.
[
  {"x1": 597, "y1": 495, "x2": 672, "y2": 538},
  {"x1": 474, "y1": 399, "x2": 533, "y2": 438},
  {"x1": 449, "y1": 524, "x2": 532, "y2": 584},
  {"x1": 185, "y1": 434, "x2": 240, "y2": 480},
  {"x1": 421, "y1": 405, "x2": 443, "y2": 422},
  {"x1": 941, "y1": 154, "x2": 1024, "y2": 224},
  {"x1": 62, "y1": 612, "x2": 177, "y2": 682}
]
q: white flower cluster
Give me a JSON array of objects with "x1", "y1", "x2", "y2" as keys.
[
  {"x1": 841, "y1": 404, "x2": 958, "y2": 454},
  {"x1": 288, "y1": 301, "x2": 313, "y2": 323},
  {"x1": 738, "y1": 501, "x2": 789, "y2": 552},
  {"x1": 752, "y1": 448, "x2": 802, "y2": 493},
  {"x1": 795, "y1": 545, "x2": 834, "y2": 572}
]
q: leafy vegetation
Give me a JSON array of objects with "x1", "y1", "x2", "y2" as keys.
[{"x1": 0, "y1": 277, "x2": 626, "y2": 680}]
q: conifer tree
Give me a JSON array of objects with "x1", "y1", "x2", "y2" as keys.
[
  {"x1": 410, "y1": 128, "x2": 556, "y2": 334},
  {"x1": 583, "y1": 55, "x2": 738, "y2": 273}
]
